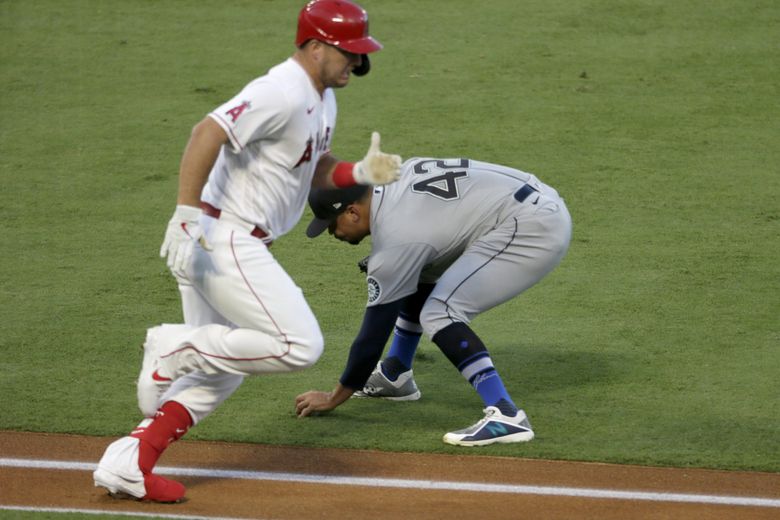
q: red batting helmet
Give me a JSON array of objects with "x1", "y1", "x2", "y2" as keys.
[{"x1": 296, "y1": 0, "x2": 382, "y2": 55}]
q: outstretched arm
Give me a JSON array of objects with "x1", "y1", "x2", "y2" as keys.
[
  {"x1": 311, "y1": 132, "x2": 402, "y2": 189},
  {"x1": 295, "y1": 300, "x2": 402, "y2": 417}
]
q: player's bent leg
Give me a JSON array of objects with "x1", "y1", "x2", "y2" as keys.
[
  {"x1": 154, "y1": 323, "x2": 323, "y2": 379},
  {"x1": 427, "y1": 320, "x2": 532, "y2": 437},
  {"x1": 420, "y1": 203, "x2": 572, "y2": 338},
  {"x1": 383, "y1": 283, "x2": 435, "y2": 373},
  {"x1": 178, "y1": 281, "x2": 232, "y2": 328},
  {"x1": 160, "y1": 371, "x2": 245, "y2": 425},
  {"x1": 137, "y1": 324, "x2": 192, "y2": 417},
  {"x1": 168, "y1": 227, "x2": 324, "y2": 377},
  {"x1": 137, "y1": 272, "x2": 238, "y2": 417}
]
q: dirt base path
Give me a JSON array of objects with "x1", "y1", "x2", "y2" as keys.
[{"x1": 1, "y1": 431, "x2": 778, "y2": 519}]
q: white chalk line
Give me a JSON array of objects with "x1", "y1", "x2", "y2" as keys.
[
  {"x1": 0, "y1": 506, "x2": 258, "y2": 520},
  {"x1": 1, "y1": 457, "x2": 779, "y2": 510}
]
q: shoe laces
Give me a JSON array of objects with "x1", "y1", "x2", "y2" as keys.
[
  {"x1": 483, "y1": 407, "x2": 502, "y2": 419},
  {"x1": 469, "y1": 407, "x2": 499, "y2": 428}
]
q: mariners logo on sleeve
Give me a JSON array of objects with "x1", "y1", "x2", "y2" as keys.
[{"x1": 367, "y1": 276, "x2": 381, "y2": 304}]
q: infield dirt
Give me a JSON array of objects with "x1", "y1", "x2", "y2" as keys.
[{"x1": 1, "y1": 431, "x2": 779, "y2": 519}]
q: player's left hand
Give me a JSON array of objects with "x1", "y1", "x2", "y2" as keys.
[
  {"x1": 160, "y1": 205, "x2": 212, "y2": 277},
  {"x1": 352, "y1": 132, "x2": 402, "y2": 185},
  {"x1": 295, "y1": 391, "x2": 336, "y2": 417}
]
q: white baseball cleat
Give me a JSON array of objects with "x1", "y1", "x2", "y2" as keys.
[
  {"x1": 443, "y1": 407, "x2": 535, "y2": 447},
  {"x1": 94, "y1": 436, "x2": 185, "y2": 503},
  {"x1": 136, "y1": 326, "x2": 172, "y2": 417},
  {"x1": 353, "y1": 362, "x2": 421, "y2": 401}
]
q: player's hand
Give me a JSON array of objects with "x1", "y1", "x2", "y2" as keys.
[
  {"x1": 352, "y1": 132, "x2": 402, "y2": 185},
  {"x1": 295, "y1": 391, "x2": 336, "y2": 417},
  {"x1": 296, "y1": 384, "x2": 355, "y2": 417},
  {"x1": 159, "y1": 205, "x2": 212, "y2": 277}
]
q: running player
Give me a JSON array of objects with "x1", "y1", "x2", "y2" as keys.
[{"x1": 93, "y1": 0, "x2": 401, "y2": 502}]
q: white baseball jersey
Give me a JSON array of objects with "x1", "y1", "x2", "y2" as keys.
[
  {"x1": 365, "y1": 157, "x2": 568, "y2": 308},
  {"x1": 204, "y1": 58, "x2": 337, "y2": 240}
]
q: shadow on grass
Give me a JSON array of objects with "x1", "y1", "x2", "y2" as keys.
[
  {"x1": 414, "y1": 343, "x2": 625, "y2": 407},
  {"x1": 507, "y1": 345, "x2": 626, "y2": 394}
]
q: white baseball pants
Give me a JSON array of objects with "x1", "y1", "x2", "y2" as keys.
[{"x1": 155, "y1": 214, "x2": 323, "y2": 424}]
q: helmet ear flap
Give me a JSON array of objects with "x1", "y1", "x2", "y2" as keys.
[{"x1": 352, "y1": 54, "x2": 370, "y2": 76}]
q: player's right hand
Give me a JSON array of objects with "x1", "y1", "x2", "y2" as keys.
[
  {"x1": 159, "y1": 205, "x2": 211, "y2": 277},
  {"x1": 352, "y1": 131, "x2": 402, "y2": 185},
  {"x1": 295, "y1": 390, "x2": 336, "y2": 417}
]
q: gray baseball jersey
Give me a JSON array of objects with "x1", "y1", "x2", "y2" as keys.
[{"x1": 365, "y1": 157, "x2": 568, "y2": 308}]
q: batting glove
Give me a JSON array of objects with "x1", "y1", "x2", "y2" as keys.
[
  {"x1": 159, "y1": 205, "x2": 212, "y2": 276},
  {"x1": 352, "y1": 132, "x2": 402, "y2": 185}
]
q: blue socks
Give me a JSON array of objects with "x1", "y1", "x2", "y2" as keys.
[
  {"x1": 381, "y1": 315, "x2": 423, "y2": 381},
  {"x1": 431, "y1": 322, "x2": 519, "y2": 416},
  {"x1": 381, "y1": 307, "x2": 522, "y2": 418},
  {"x1": 471, "y1": 369, "x2": 518, "y2": 416}
]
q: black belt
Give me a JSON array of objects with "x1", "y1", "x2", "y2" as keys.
[
  {"x1": 514, "y1": 184, "x2": 539, "y2": 202},
  {"x1": 200, "y1": 202, "x2": 272, "y2": 245}
]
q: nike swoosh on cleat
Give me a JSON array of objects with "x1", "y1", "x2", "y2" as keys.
[{"x1": 152, "y1": 370, "x2": 172, "y2": 382}]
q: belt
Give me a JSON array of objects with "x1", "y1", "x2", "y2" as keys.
[
  {"x1": 200, "y1": 201, "x2": 272, "y2": 245},
  {"x1": 514, "y1": 184, "x2": 539, "y2": 202}
]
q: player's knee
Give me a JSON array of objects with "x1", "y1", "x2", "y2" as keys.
[
  {"x1": 419, "y1": 299, "x2": 455, "y2": 339},
  {"x1": 294, "y1": 329, "x2": 324, "y2": 369},
  {"x1": 305, "y1": 332, "x2": 324, "y2": 367}
]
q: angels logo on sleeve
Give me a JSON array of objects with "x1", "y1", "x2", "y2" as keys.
[
  {"x1": 225, "y1": 101, "x2": 251, "y2": 123},
  {"x1": 367, "y1": 276, "x2": 381, "y2": 304}
]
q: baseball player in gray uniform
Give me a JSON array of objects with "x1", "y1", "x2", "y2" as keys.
[
  {"x1": 295, "y1": 157, "x2": 572, "y2": 446},
  {"x1": 93, "y1": 0, "x2": 401, "y2": 503}
]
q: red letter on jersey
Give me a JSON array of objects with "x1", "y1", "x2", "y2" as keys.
[
  {"x1": 295, "y1": 138, "x2": 314, "y2": 167},
  {"x1": 225, "y1": 101, "x2": 251, "y2": 123}
]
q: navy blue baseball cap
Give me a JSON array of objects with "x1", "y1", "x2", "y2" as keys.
[{"x1": 306, "y1": 184, "x2": 370, "y2": 238}]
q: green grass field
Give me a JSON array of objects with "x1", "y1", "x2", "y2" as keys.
[{"x1": 1, "y1": 0, "x2": 778, "y2": 477}]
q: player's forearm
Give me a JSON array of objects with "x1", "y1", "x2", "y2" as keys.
[
  {"x1": 312, "y1": 132, "x2": 402, "y2": 189},
  {"x1": 177, "y1": 117, "x2": 228, "y2": 206},
  {"x1": 312, "y1": 153, "x2": 340, "y2": 189},
  {"x1": 339, "y1": 339, "x2": 385, "y2": 389},
  {"x1": 339, "y1": 301, "x2": 401, "y2": 388},
  {"x1": 328, "y1": 383, "x2": 355, "y2": 407},
  {"x1": 312, "y1": 153, "x2": 361, "y2": 190}
]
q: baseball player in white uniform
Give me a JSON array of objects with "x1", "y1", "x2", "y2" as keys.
[
  {"x1": 295, "y1": 157, "x2": 572, "y2": 446},
  {"x1": 93, "y1": 0, "x2": 402, "y2": 503}
]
